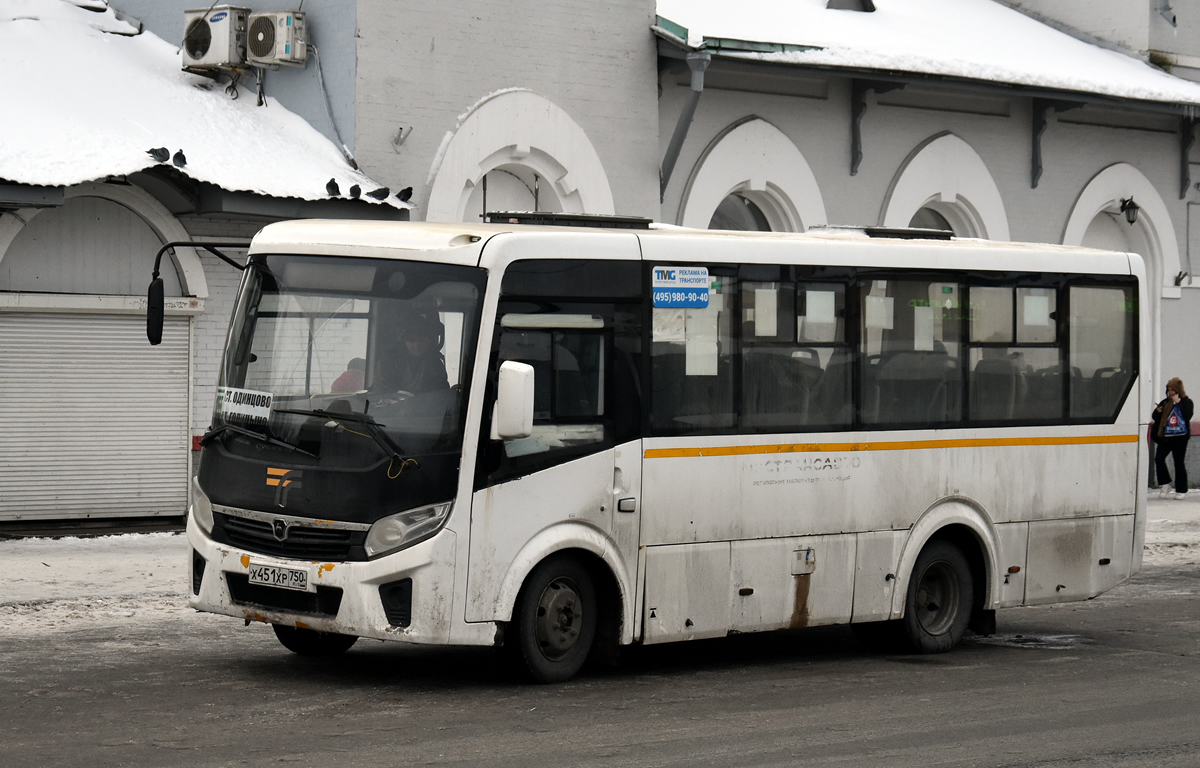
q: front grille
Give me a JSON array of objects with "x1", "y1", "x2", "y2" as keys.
[
  {"x1": 226, "y1": 572, "x2": 343, "y2": 617},
  {"x1": 214, "y1": 511, "x2": 363, "y2": 560}
]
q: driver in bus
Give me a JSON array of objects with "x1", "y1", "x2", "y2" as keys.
[{"x1": 373, "y1": 313, "x2": 449, "y2": 394}]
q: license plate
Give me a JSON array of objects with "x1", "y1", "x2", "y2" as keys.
[{"x1": 247, "y1": 562, "x2": 309, "y2": 592}]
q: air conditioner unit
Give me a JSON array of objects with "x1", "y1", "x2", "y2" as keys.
[
  {"x1": 247, "y1": 12, "x2": 307, "y2": 68},
  {"x1": 182, "y1": 6, "x2": 248, "y2": 70}
]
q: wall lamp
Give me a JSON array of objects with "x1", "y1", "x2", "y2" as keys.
[{"x1": 1119, "y1": 197, "x2": 1140, "y2": 225}]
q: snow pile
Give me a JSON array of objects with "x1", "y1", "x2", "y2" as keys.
[
  {"x1": 0, "y1": 499, "x2": 1195, "y2": 637},
  {"x1": 1143, "y1": 502, "x2": 1200, "y2": 566},
  {"x1": 0, "y1": 531, "x2": 196, "y2": 635},
  {"x1": 0, "y1": 0, "x2": 401, "y2": 206},
  {"x1": 657, "y1": 0, "x2": 1200, "y2": 106}
]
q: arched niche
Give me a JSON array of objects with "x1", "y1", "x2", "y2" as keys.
[
  {"x1": 1063, "y1": 163, "x2": 1181, "y2": 296},
  {"x1": 881, "y1": 133, "x2": 1010, "y2": 241},
  {"x1": 0, "y1": 182, "x2": 205, "y2": 297},
  {"x1": 426, "y1": 90, "x2": 615, "y2": 223},
  {"x1": 1063, "y1": 163, "x2": 1180, "y2": 396},
  {"x1": 678, "y1": 117, "x2": 826, "y2": 232}
]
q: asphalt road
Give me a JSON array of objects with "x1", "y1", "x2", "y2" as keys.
[{"x1": 2, "y1": 560, "x2": 1198, "y2": 768}]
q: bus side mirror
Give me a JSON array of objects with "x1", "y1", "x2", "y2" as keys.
[
  {"x1": 146, "y1": 276, "x2": 164, "y2": 345},
  {"x1": 491, "y1": 361, "x2": 535, "y2": 440}
]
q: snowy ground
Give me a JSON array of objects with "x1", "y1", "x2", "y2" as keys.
[
  {"x1": 1141, "y1": 496, "x2": 1200, "y2": 566},
  {"x1": 1, "y1": 498, "x2": 1197, "y2": 638}
]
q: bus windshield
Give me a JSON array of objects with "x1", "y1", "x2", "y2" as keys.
[{"x1": 214, "y1": 254, "x2": 486, "y2": 473}]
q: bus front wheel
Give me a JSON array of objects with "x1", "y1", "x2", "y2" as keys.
[
  {"x1": 901, "y1": 540, "x2": 973, "y2": 654},
  {"x1": 509, "y1": 554, "x2": 597, "y2": 683},
  {"x1": 272, "y1": 624, "x2": 359, "y2": 656}
]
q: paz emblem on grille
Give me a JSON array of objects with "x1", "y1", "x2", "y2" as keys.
[{"x1": 272, "y1": 518, "x2": 289, "y2": 541}]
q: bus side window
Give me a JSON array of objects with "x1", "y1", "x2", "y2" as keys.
[
  {"x1": 966, "y1": 284, "x2": 1062, "y2": 423},
  {"x1": 496, "y1": 325, "x2": 606, "y2": 458},
  {"x1": 1068, "y1": 284, "x2": 1136, "y2": 420},
  {"x1": 650, "y1": 270, "x2": 737, "y2": 434},
  {"x1": 739, "y1": 280, "x2": 851, "y2": 432},
  {"x1": 860, "y1": 279, "x2": 963, "y2": 427},
  {"x1": 478, "y1": 258, "x2": 642, "y2": 487},
  {"x1": 797, "y1": 283, "x2": 851, "y2": 429}
]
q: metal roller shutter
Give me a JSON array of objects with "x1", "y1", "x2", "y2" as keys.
[{"x1": 0, "y1": 313, "x2": 190, "y2": 521}]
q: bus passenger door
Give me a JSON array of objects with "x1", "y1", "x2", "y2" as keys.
[
  {"x1": 610, "y1": 439, "x2": 643, "y2": 638},
  {"x1": 467, "y1": 269, "x2": 644, "y2": 630}
]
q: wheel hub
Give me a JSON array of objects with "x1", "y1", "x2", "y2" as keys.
[
  {"x1": 534, "y1": 577, "x2": 583, "y2": 660},
  {"x1": 915, "y1": 561, "x2": 960, "y2": 636}
]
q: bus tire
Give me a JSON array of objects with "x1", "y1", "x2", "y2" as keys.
[
  {"x1": 901, "y1": 540, "x2": 974, "y2": 654},
  {"x1": 272, "y1": 624, "x2": 358, "y2": 656},
  {"x1": 509, "y1": 554, "x2": 597, "y2": 683}
]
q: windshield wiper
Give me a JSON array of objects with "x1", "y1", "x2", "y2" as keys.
[
  {"x1": 273, "y1": 408, "x2": 417, "y2": 470},
  {"x1": 200, "y1": 423, "x2": 318, "y2": 458}
]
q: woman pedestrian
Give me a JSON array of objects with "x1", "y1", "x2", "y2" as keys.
[{"x1": 1152, "y1": 377, "x2": 1193, "y2": 499}]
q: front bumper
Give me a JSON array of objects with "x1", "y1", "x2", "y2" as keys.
[{"x1": 187, "y1": 513, "x2": 460, "y2": 644}]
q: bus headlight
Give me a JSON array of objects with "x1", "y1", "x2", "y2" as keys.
[
  {"x1": 364, "y1": 502, "x2": 452, "y2": 558},
  {"x1": 190, "y1": 477, "x2": 214, "y2": 535}
]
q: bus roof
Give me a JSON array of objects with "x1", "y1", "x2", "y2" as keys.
[{"x1": 248, "y1": 218, "x2": 1138, "y2": 276}]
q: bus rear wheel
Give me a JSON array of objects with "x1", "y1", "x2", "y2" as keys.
[
  {"x1": 509, "y1": 554, "x2": 597, "y2": 683},
  {"x1": 272, "y1": 624, "x2": 359, "y2": 656},
  {"x1": 901, "y1": 540, "x2": 973, "y2": 654}
]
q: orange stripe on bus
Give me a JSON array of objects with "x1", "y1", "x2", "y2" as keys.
[
  {"x1": 643, "y1": 433, "x2": 1139, "y2": 460},
  {"x1": 266, "y1": 467, "x2": 290, "y2": 476}
]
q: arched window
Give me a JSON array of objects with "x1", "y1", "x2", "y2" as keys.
[
  {"x1": 426, "y1": 90, "x2": 614, "y2": 223},
  {"x1": 465, "y1": 166, "x2": 564, "y2": 221},
  {"x1": 908, "y1": 207, "x2": 954, "y2": 233},
  {"x1": 882, "y1": 133, "x2": 1009, "y2": 241},
  {"x1": 679, "y1": 118, "x2": 826, "y2": 232},
  {"x1": 709, "y1": 193, "x2": 772, "y2": 231}
]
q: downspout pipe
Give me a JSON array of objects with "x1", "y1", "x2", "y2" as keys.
[{"x1": 660, "y1": 51, "x2": 711, "y2": 202}]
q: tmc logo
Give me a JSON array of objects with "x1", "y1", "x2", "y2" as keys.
[
  {"x1": 654, "y1": 268, "x2": 676, "y2": 282},
  {"x1": 266, "y1": 467, "x2": 302, "y2": 508}
]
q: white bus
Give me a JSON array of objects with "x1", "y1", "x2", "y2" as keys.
[{"x1": 173, "y1": 216, "x2": 1146, "y2": 682}]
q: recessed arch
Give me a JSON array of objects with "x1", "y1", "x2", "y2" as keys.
[
  {"x1": 881, "y1": 133, "x2": 1009, "y2": 241},
  {"x1": 1062, "y1": 163, "x2": 1180, "y2": 295},
  {"x1": 0, "y1": 182, "x2": 206, "y2": 298},
  {"x1": 1063, "y1": 163, "x2": 1180, "y2": 395},
  {"x1": 426, "y1": 90, "x2": 615, "y2": 223},
  {"x1": 678, "y1": 117, "x2": 826, "y2": 231}
]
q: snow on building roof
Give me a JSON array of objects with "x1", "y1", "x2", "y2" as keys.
[
  {"x1": 656, "y1": 0, "x2": 1200, "y2": 109},
  {"x1": 0, "y1": 0, "x2": 405, "y2": 207}
]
